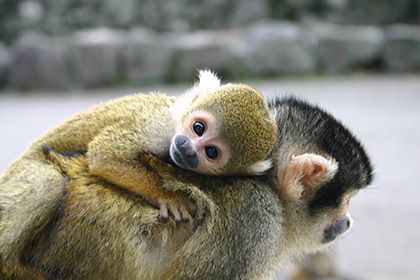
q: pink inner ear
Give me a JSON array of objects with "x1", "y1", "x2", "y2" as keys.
[
  {"x1": 282, "y1": 153, "x2": 333, "y2": 200},
  {"x1": 303, "y1": 161, "x2": 325, "y2": 183},
  {"x1": 310, "y1": 161, "x2": 325, "y2": 175},
  {"x1": 281, "y1": 157, "x2": 306, "y2": 200}
]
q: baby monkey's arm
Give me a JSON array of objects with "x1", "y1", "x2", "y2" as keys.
[
  {"x1": 84, "y1": 123, "x2": 196, "y2": 222},
  {"x1": 43, "y1": 126, "x2": 195, "y2": 222},
  {"x1": 91, "y1": 152, "x2": 195, "y2": 222}
]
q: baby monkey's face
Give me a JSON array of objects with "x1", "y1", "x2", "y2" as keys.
[{"x1": 170, "y1": 111, "x2": 231, "y2": 174}]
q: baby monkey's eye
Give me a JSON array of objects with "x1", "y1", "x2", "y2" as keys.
[
  {"x1": 193, "y1": 121, "x2": 205, "y2": 136},
  {"x1": 205, "y1": 146, "x2": 219, "y2": 160}
]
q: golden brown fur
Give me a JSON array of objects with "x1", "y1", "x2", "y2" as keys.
[
  {"x1": 2, "y1": 148, "x2": 359, "y2": 280},
  {"x1": 0, "y1": 72, "x2": 278, "y2": 276},
  {"x1": 0, "y1": 96, "x2": 373, "y2": 279},
  {"x1": 3, "y1": 70, "x2": 275, "y2": 217},
  {"x1": 5, "y1": 151, "x2": 281, "y2": 280}
]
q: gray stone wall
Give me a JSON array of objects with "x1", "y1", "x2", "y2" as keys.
[
  {"x1": 2, "y1": 0, "x2": 420, "y2": 43},
  {"x1": 384, "y1": 25, "x2": 420, "y2": 71},
  {"x1": 1, "y1": 20, "x2": 420, "y2": 90},
  {"x1": 1, "y1": 0, "x2": 420, "y2": 89},
  {"x1": 0, "y1": 0, "x2": 268, "y2": 43}
]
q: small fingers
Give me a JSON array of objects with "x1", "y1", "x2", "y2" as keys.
[
  {"x1": 186, "y1": 200, "x2": 197, "y2": 214},
  {"x1": 168, "y1": 205, "x2": 182, "y2": 223},
  {"x1": 159, "y1": 204, "x2": 169, "y2": 221},
  {"x1": 156, "y1": 195, "x2": 196, "y2": 223},
  {"x1": 146, "y1": 198, "x2": 160, "y2": 209},
  {"x1": 180, "y1": 205, "x2": 190, "y2": 222}
]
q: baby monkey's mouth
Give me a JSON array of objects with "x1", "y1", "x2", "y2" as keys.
[{"x1": 322, "y1": 216, "x2": 352, "y2": 243}]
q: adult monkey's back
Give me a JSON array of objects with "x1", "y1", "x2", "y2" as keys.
[
  {"x1": 0, "y1": 97, "x2": 373, "y2": 279},
  {"x1": 19, "y1": 152, "x2": 282, "y2": 279}
]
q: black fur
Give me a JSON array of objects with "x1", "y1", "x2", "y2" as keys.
[
  {"x1": 269, "y1": 97, "x2": 373, "y2": 213},
  {"x1": 42, "y1": 145, "x2": 87, "y2": 158}
]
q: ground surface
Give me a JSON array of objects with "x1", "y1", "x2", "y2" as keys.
[{"x1": 1, "y1": 75, "x2": 419, "y2": 280}]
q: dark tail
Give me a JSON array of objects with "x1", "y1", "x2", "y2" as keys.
[{"x1": 42, "y1": 145, "x2": 86, "y2": 175}]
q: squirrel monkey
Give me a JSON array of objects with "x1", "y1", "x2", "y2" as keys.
[
  {"x1": 2, "y1": 70, "x2": 277, "y2": 222},
  {"x1": 0, "y1": 97, "x2": 373, "y2": 279}
]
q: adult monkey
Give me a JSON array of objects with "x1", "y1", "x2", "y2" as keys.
[{"x1": 0, "y1": 97, "x2": 373, "y2": 280}]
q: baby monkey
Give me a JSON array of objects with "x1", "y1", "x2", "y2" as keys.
[{"x1": 40, "y1": 70, "x2": 276, "y2": 221}]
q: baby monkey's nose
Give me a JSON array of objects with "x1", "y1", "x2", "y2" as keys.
[
  {"x1": 175, "y1": 135, "x2": 195, "y2": 156},
  {"x1": 175, "y1": 135, "x2": 189, "y2": 146}
]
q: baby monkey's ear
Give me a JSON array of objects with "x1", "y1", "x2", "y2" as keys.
[
  {"x1": 281, "y1": 153, "x2": 338, "y2": 201},
  {"x1": 245, "y1": 159, "x2": 273, "y2": 175}
]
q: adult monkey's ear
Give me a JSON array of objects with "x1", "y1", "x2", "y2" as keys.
[
  {"x1": 171, "y1": 69, "x2": 221, "y2": 120},
  {"x1": 281, "y1": 153, "x2": 338, "y2": 201}
]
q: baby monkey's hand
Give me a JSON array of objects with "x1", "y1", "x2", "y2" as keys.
[
  {"x1": 146, "y1": 191, "x2": 196, "y2": 222},
  {"x1": 137, "y1": 152, "x2": 197, "y2": 222}
]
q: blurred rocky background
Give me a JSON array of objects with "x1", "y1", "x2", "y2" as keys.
[{"x1": 0, "y1": 0, "x2": 419, "y2": 90}]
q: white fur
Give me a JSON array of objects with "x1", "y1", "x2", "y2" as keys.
[
  {"x1": 246, "y1": 159, "x2": 273, "y2": 175},
  {"x1": 315, "y1": 156, "x2": 339, "y2": 186},
  {"x1": 196, "y1": 69, "x2": 221, "y2": 94},
  {"x1": 171, "y1": 69, "x2": 221, "y2": 120}
]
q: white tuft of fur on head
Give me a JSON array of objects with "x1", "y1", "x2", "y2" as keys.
[
  {"x1": 246, "y1": 159, "x2": 273, "y2": 175},
  {"x1": 197, "y1": 69, "x2": 221, "y2": 94},
  {"x1": 171, "y1": 69, "x2": 221, "y2": 120}
]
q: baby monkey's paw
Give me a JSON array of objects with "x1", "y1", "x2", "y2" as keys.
[{"x1": 147, "y1": 193, "x2": 196, "y2": 223}]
